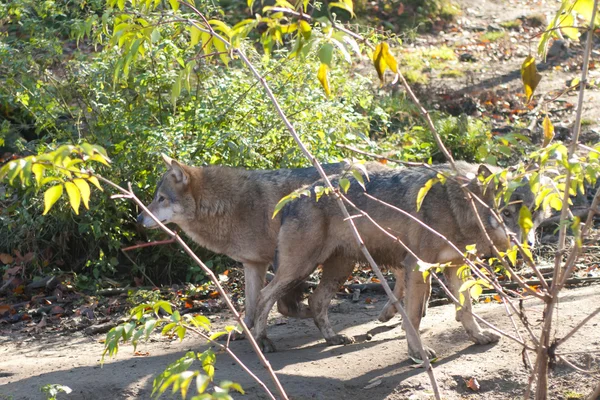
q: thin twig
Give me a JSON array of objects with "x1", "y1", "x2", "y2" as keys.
[{"x1": 555, "y1": 306, "x2": 600, "y2": 348}]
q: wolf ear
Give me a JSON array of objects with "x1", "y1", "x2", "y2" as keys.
[
  {"x1": 170, "y1": 160, "x2": 189, "y2": 185},
  {"x1": 161, "y1": 153, "x2": 173, "y2": 167}
]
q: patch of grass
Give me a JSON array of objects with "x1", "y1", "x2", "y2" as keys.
[
  {"x1": 397, "y1": 45, "x2": 457, "y2": 84},
  {"x1": 439, "y1": 1, "x2": 461, "y2": 20},
  {"x1": 402, "y1": 68, "x2": 428, "y2": 84},
  {"x1": 440, "y1": 69, "x2": 464, "y2": 78},
  {"x1": 563, "y1": 390, "x2": 584, "y2": 400},
  {"x1": 581, "y1": 118, "x2": 594, "y2": 127},
  {"x1": 422, "y1": 45, "x2": 457, "y2": 61},
  {"x1": 500, "y1": 19, "x2": 523, "y2": 30},
  {"x1": 481, "y1": 31, "x2": 507, "y2": 42}
]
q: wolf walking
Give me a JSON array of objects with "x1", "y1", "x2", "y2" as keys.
[
  {"x1": 137, "y1": 155, "x2": 388, "y2": 328},
  {"x1": 251, "y1": 162, "x2": 547, "y2": 359}
]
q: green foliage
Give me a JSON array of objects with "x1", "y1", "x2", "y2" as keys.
[
  {"x1": 40, "y1": 384, "x2": 72, "y2": 400},
  {"x1": 102, "y1": 299, "x2": 242, "y2": 399}
]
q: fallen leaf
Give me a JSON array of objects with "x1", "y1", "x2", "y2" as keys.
[
  {"x1": 465, "y1": 377, "x2": 480, "y2": 391},
  {"x1": 134, "y1": 351, "x2": 150, "y2": 356},
  {"x1": 0, "y1": 253, "x2": 14, "y2": 264},
  {"x1": 363, "y1": 379, "x2": 382, "y2": 389}
]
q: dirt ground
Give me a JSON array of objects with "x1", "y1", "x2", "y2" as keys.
[
  {"x1": 2, "y1": 0, "x2": 600, "y2": 399},
  {"x1": 1, "y1": 284, "x2": 599, "y2": 400}
]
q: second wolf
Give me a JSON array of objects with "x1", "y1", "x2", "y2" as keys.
[{"x1": 251, "y1": 162, "x2": 547, "y2": 359}]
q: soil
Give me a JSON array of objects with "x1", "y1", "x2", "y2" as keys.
[
  {"x1": 1, "y1": 284, "x2": 599, "y2": 400},
  {"x1": 2, "y1": 0, "x2": 600, "y2": 399}
]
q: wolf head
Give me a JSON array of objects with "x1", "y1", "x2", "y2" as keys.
[
  {"x1": 477, "y1": 164, "x2": 549, "y2": 248},
  {"x1": 136, "y1": 154, "x2": 195, "y2": 229}
]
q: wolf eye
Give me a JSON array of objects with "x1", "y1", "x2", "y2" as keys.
[
  {"x1": 158, "y1": 196, "x2": 165, "y2": 203},
  {"x1": 502, "y1": 210, "x2": 511, "y2": 217}
]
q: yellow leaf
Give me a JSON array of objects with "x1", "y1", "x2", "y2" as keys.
[
  {"x1": 317, "y1": 63, "x2": 331, "y2": 97},
  {"x1": 521, "y1": 56, "x2": 542, "y2": 103},
  {"x1": 212, "y1": 36, "x2": 230, "y2": 65},
  {"x1": 88, "y1": 153, "x2": 110, "y2": 166},
  {"x1": 416, "y1": 178, "x2": 438, "y2": 211},
  {"x1": 73, "y1": 178, "x2": 91, "y2": 209},
  {"x1": 43, "y1": 184, "x2": 63, "y2": 215},
  {"x1": 87, "y1": 176, "x2": 103, "y2": 191},
  {"x1": 65, "y1": 181, "x2": 81, "y2": 215},
  {"x1": 373, "y1": 43, "x2": 388, "y2": 82},
  {"x1": 382, "y1": 44, "x2": 398, "y2": 74},
  {"x1": 190, "y1": 26, "x2": 202, "y2": 47},
  {"x1": 470, "y1": 284, "x2": 483, "y2": 301},
  {"x1": 32, "y1": 163, "x2": 44, "y2": 187},
  {"x1": 542, "y1": 114, "x2": 554, "y2": 147}
]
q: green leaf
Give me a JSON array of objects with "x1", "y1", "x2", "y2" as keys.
[
  {"x1": 171, "y1": 76, "x2": 181, "y2": 107},
  {"x1": 43, "y1": 184, "x2": 64, "y2": 215},
  {"x1": 73, "y1": 178, "x2": 90, "y2": 209},
  {"x1": 520, "y1": 55, "x2": 542, "y2": 104},
  {"x1": 154, "y1": 301, "x2": 173, "y2": 315},
  {"x1": 65, "y1": 181, "x2": 81, "y2": 215},
  {"x1": 351, "y1": 169, "x2": 366, "y2": 190},
  {"x1": 219, "y1": 381, "x2": 245, "y2": 394},
  {"x1": 318, "y1": 43, "x2": 334, "y2": 67},
  {"x1": 416, "y1": 178, "x2": 438, "y2": 212},
  {"x1": 339, "y1": 178, "x2": 350, "y2": 193},
  {"x1": 161, "y1": 322, "x2": 177, "y2": 335}
]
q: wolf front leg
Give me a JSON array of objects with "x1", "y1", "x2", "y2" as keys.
[
  {"x1": 308, "y1": 255, "x2": 355, "y2": 346},
  {"x1": 243, "y1": 262, "x2": 269, "y2": 329},
  {"x1": 444, "y1": 267, "x2": 500, "y2": 345},
  {"x1": 404, "y1": 260, "x2": 437, "y2": 361}
]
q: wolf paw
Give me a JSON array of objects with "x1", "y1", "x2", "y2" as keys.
[
  {"x1": 408, "y1": 346, "x2": 437, "y2": 363},
  {"x1": 470, "y1": 329, "x2": 501, "y2": 345},
  {"x1": 258, "y1": 337, "x2": 277, "y2": 353},
  {"x1": 326, "y1": 334, "x2": 355, "y2": 346},
  {"x1": 378, "y1": 306, "x2": 396, "y2": 323}
]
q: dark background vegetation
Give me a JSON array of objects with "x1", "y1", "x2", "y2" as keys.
[{"x1": 0, "y1": 0, "x2": 516, "y2": 288}]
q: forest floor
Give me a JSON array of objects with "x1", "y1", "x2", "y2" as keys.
[
  {"x1": 1, "y1": 284, "x2": 599, "y2": 399},
  {"x1": 2, "y1": 0, "x2": 600, "y2": 399}
]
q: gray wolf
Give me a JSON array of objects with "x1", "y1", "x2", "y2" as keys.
[
  {"x1": 251, "y1": 161, "x2": 547, "y2": 359},
  {"x1": 137, "y1": 155, "x2": 388, "y2": 328}
]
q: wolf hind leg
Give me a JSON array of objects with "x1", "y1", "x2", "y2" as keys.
[
  {"x1": 253, "y1": 258, "x2": 319, "y2": 353},
  {"x1": 378, "y1": 267, "x2": 405, "y2": 322},
  {"x1": 308, "y1": 255, "x2": 355, "y2": 346},
  {"x1": 276, "y1": 283, "x2": 312, "y2": 319},
  {"x1": 444, "y1": 267, "x2": 500, "y2": 345}
]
